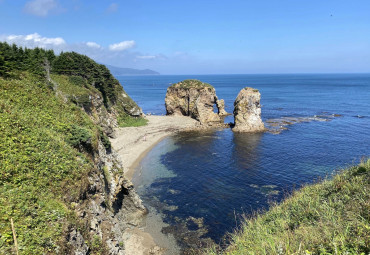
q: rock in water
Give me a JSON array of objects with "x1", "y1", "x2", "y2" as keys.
[
  {"x1": 165, "y1": 79, "x2": 222, "y2": 125},
  {"x1": 216, "y1": 99, "x2": 228, "y2": 116},
  {"x1": 233, "y1": 87, "x2": 265, "y2": 132}
]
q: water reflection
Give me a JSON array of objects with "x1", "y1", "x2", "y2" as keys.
[{"x1": 232, "y1": 132, "x2": 263, "y2": 171}]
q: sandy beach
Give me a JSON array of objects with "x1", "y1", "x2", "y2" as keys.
[
  {"x1": 110, "y1": 115, "x2": 199, "y2": 255},
  {"x1": 111, "y1": 115, "x2": 199, "y2": 180}
]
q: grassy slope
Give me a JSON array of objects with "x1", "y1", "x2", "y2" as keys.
[
  {"x1": 51, "y1": 52, "x2": 147, "y2": 128},
  {"x1": 206, "y1": 160, "x2": 370, "y2": 255},
  {"x1": 51, "y1": 74, "x2": 148, "y2": 128},
  {"x1": 0, "y1": 73, "x2": 102, "y2": 254},
  {"x1": 0, "y1": 47, "x2": 146, "y2": 254}
]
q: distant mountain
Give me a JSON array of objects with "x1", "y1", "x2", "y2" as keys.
[{"x1": 105, "y1": 64, "x2": 160, "y2": 76}]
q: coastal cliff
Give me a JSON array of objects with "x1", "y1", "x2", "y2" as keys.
[
  {"x1": 0, "y1": 43, "x2": 149, "y2": 254},
  {"x1": 165, "y1": 79, "x2": 226, "y2": 126},
  {"x1": 233, "y1": 87, "x2": 265, "y2": 132}
]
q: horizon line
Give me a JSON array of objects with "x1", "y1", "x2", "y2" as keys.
[{"x1": 115, "y1": 72, "x2": 370, "y2": 76}]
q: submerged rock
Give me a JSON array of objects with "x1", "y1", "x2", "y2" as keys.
[
  {"x1": 233, "y1": 87, "x2": 265, "y2": 132},
  {"x1": 265, "y1": 114, "x2": 342, "y2": 134},
  {"x1": 165, "y1": 79, "x2": 224, "y2": 126}
]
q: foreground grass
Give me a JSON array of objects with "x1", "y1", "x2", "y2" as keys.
[
  {"x1": 206, "y1": 160, "x2": 370, "y2": 255},
  {"x1": 0, "y1": 74, "x2": 99, "y2": 254}
]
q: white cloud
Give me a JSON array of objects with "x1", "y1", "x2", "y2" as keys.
[
  {"x1": 23, "y1": 0, "x2": 60, "y2": 17},
  {"x1": 106, "y1": 3, "x2": 118, "y2": 13},
  {"x1": 2, "y1": 33, "x2": 66, "y2": 48},
  {"x1": 0, "y1": 33, "x2": 165, "y2": 72},
  {"x1": 136, "y1": 55, "x2": 157, "y2": 60},
  {"x1": 109, "y1": 40, "x2": 135, "y2": 51},
  {"x1": 86, "y1": 42, "x2": 101, "y2": 49}
]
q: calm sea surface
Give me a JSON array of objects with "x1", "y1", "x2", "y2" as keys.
[{"x1": 118, "y1": 74, "x2": 370, "y2": 248}]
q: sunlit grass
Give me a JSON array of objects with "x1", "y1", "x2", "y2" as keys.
[
  {"x1": 0, "y1": 74, "x2": 97, "y2": 254},
  {"x1": 118, "y1": 114, "x2": 148, "y2": 127},
  {"x1": 205, "y1": 160, "x2": 370, "y2": 255}
]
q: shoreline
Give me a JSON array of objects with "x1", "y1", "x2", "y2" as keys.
[
  {"x1": 111, "y1": 115, "x2": 199, "y2": 180},
  {"x1": 128, "y1": 135, "x2": 168, "y2": 180},
  {"x1": 110, "y1": 115, "x2": 199, "y2": 255}
]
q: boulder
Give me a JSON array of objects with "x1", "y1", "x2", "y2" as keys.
[
  {"x1": 233, "y1": 87, "x2": 265, "y2": 132},
  {"x1": 165, "y1": 79, "x2": 222, "y2": 125}
]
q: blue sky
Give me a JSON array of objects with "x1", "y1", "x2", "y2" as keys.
[{"x1": 0, "y1": 0, "x2": 369, "y2": 74}]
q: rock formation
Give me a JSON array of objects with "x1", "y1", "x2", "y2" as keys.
[
  {"x1": 233, "y1": 87, "x2": 265, "y2": 132},
  {"x1": 66, "y1": 139, "x2": 147, "y2": 255},
  {"x1": 165, "y1": 79, "x2": 224, "y2": 126},
  {"x1": 216, "y1": 99, "x2": 228, "y2": 116}
]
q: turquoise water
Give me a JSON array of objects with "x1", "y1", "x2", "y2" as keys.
[{"x1": 118, "y1": 74, "x2": 370, "y2": 249}]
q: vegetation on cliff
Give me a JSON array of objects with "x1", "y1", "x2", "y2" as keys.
[
  {"x1": 169, "y1": 79, "x2": 214, "y2": 89},
  {"x1": 0, "y1": 73, "x2": 98, "y2": 254},
  {"x1": 206, "y1": 160, "x2": 370, "y2": 255},
  {"x1": 0, "y1": 43, "x2": 145, "y2": 254},
  {"x1": 0, "y1": 42, "x2": 146, "y2": 127}
]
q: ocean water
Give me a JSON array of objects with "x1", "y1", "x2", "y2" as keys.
[{"x1": 118, "y1": 74, "x2": 370, "y2": 249}]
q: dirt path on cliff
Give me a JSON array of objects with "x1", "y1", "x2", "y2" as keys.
[{"x1": 110, "y1": 115, "x2": 198, "y2": 255}]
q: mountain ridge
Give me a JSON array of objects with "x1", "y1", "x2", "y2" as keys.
[{"x1": 105, "y1": 64, "x2": 160, "y2": 76}]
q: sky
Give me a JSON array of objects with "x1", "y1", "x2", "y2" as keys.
[{"x1": 0, "y1": 0, "x2": 369, "y2": 74}]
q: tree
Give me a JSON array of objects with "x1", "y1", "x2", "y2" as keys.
[{"x1": 0, "y1": 51, "x2": 10, "y2": 77}]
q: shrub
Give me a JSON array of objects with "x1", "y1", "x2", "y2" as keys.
[
  {"x1": 100, "y1": 130, "x2": 111, "y2": 151},
  {"x1": 66, "y1": 125, "x2": 91, "y2": 148}
]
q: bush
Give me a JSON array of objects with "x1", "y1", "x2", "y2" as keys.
[
  {"x1": 100, "y1": 130, "x2": 111, "y2": 151},
  {"x1": 66, "y1": 125, "x2": 91, "y2": 148}
]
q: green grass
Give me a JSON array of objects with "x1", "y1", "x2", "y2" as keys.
[
  {"x1": 170, "y1": 79, "x2": 214, "y2": 89},
  {"x1": 205, "y1": 160, "x2": 370, "y2": 255},
  {"x1": 53, "y1": 73, "x2": 146, "y2": 128},
  {"x1": 0, "y1": 73, "x2": 99, "y2": 254},
  {"x1": 117, "y1": 113, "x2": 148, "y2": 127},
  {"x1": 0, "y1": 48, "x2": 145, "y2": 253},
  {"x1": 51, "y1": 74, "x2": 98, "y2": 108}
]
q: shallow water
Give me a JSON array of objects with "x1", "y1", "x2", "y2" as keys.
[{"x1": 120, "y1": 74, "x2": 370, "y2": 250}]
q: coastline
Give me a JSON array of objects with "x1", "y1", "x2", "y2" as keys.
[
  {"x1": 110, "y1": 115, "x2": 199, "y2": 255},
  {"x1": 111, "y1": 115, "x2": 199, "y2": 180}
]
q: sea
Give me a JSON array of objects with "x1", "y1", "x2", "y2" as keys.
[{"x1": 117, "y1": 74, "x2": 370, "y2": 251}]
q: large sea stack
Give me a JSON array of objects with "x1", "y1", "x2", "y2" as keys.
[
  {"x1": 165, "y1": 79, "x2": 224, "y2": 125},
  {"x1": 233, "y1": 87, "x2": 265, "y2": 132}
]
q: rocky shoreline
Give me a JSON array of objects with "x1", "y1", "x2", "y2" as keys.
[
  {"x1": 110, "y1": 115, "x2": 200, "y2": 254},
  {"x1": 106, "y1": 81, "x2": 343, "y2": 254}
]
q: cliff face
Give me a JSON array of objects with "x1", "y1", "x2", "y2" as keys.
[
  {"x1": 50, "y1": 59, "x2": 147, "y2": 254},
  {"x1": 0, "y1": 45, "x2": 148, "y2": 255},
  {"x1": 66, "y1": 139, "x2": 146, "y2": 255},
  {"x1": 233, "y1": 87, "x2": 265, "y2": 132},
  {"x1": 165, "y1": 79, "x2": 225, "y2": 126}
]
